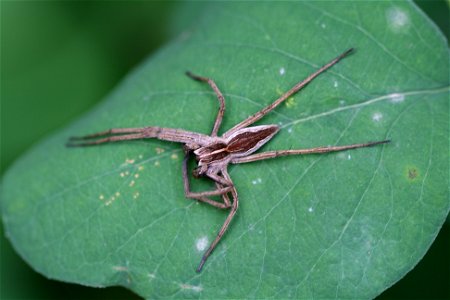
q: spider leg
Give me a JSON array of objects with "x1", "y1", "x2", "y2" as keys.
[
  {"x1": 180, "y1": 152, "x2": 238, "y2": 271},
  {"x1": 231, "y1": 140, "x2": 390, "y2": 164},
  {"x1": 196, "y1": 167, "x2": 238, "y2": 272},
  {"x1": 214, "y1": 180, "x2": 231, "y2": 208},
  {"x1": 186, "y1": 71, "x2": 226, "y2": 137},
  {"x1": 68, "y1": 128, "x2": 146, "y2": 141},
  {"x1": 68, "y1": 127, "x2": 213, "y2": 147},
  {"x1": 224, "y1": 48, "x2": 354, "y2": 137},
  {"x1": 66, "y1": 132, "x2": 148, "y2": 147},
  {"x1": 182, "y1": 153, "x2": 232, "y2": 209}
]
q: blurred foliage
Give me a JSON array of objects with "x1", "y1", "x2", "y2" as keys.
[
  {"x1": 1, "y1": 1, "x2": 178, "y2": 174},
  {"x1": 1, "y1": 1, "x2": 448, "y2": 299}
]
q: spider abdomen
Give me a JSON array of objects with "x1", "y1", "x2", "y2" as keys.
[{"x1": 226, "y1": 125, "x2": 279, "y2": 157}]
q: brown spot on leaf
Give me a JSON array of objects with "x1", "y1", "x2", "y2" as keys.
[
  {"x1": 408, "y1": 168, "x2": 418, "y2": 179},
  {"x1": 405, "y1": 166, "x2": 420, "y2": 182}
]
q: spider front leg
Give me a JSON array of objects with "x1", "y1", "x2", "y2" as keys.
[
  {"x1": 182, "y1": 152, "x2": 232, "y2": 209},
  {"x1": 186, "y1": 71, "x2": 226, "y2": 137},
  {"x1": 196, "y1": 167, "x2": 239, "y2": 272},
  {"x1": 66, "y1": 128, "x2": 149, "y2": 147},
  {"x1": 224, "y1": 48, "x2": 354, "y2": 136}
]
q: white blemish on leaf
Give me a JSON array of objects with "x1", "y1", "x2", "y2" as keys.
[
  {"x1": 321, "y1": 23, "x2": 326, "y2": 29},
  {"x1": 337, "y1": 152, "x2": 346, "y2": 160},
  {"x1": 138, "y1": 165, "x2": 144, "y2": 171},
  {"x1": 171, "y1": 153, "x2": 179, "y2": 160},
  {"x1": 347, "y1": 154, "x2": 352, "y2": 160},
  {"x1": 112, "y1": 265, "x2": 128, "y2": 271},
  {"x1": 125, "y1": 171, "x2": 130, "y2": 176},
  {"x1": 134, "y1": 173, "x2": 139, "y2": 179},
  {"x1": 180, "y1": 283, "x2": 203, "y2": 292},
  {"x1": 372, "y1": 112, "x2": 383, "y2": 122},
  {"x1": 333, "y1": 80, "x2": 338, "y2": 88},
  {"x1": 287, "y1": 127, "x2": 293, "y2": 133},
  {"x1": 308, "y1": 207, "x2": 314, "y2": 213},
  {"x1": 115, "y1": 192, "x2": 120, "y2": 197},
  {"x1": 129, "y1": 180, "x2": 135, "y2": 187},
  {"x1": 279, "y1": 67, "x2": 285, "y2": 75},
  {"x1": 138, "y1": 154, "x2": 144, "y2": 159},
  {"x1": 125, "y1": 158, "x2": 135, "y2": 164},
  {"x1": 147, "y1": 273, "x2": 156, "y2": 279},
  {"x1": 99, "y1": 194, "x2": 104, "y2": 200},
  {"x1": 389, "y1": 93, "x2": 405, "y2": 103},
  {"x1": 154, "y1": 161, "x2": 160, "y2": 167},
  {"x1": 155, "y1": 147, "x2": 165, "y2": 154},
  {"x1": 252, "y1": 178, "x2": 262, "y2": 185},
  {"x1": 386, "y1": 7, "x2": 410, "y2": 32},
  {"x1": 133, "y1": 191, "x2": 140, "y2": 199},
  {"x1": 196, "y1": 236, "x2": 208, "y2": 251},
  {"x1": 339, "y1": 100, "x2": 346, "y2": 106}
]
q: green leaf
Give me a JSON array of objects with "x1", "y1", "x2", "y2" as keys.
[{"x1": 2, "y1": 2, "x2": 448, "y2": 298}]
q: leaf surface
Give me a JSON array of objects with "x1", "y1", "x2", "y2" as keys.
[{"x1": 2, "y1": 2, "x2": 449, "y2": 298}]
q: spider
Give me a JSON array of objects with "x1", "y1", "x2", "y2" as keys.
[{"x1": 68, "y1": 48, "x2": 389, "y2": 272}]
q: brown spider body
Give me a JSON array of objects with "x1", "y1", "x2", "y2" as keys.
[{"x1": 193, "y1": 125, "x2": 279, "y2": 176}]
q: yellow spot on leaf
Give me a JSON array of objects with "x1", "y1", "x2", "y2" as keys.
[
  {"x1": 155, "y1": 147, "x2": 165, "y2": 154},
  {"x1": 285, "y1": 97, "x2": 296, "y2": 108},
  {"x1": 171, "y1": 153, "x2": 179, "y2": 160}
]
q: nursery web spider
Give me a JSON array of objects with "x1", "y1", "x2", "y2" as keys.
[{"x1": 68, "y1": 48, "x2": 389, "y2": 272}]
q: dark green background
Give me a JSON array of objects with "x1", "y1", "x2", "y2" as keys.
[{"x1": 1, "y1": 1, "x2": 448, "y2": 299}]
